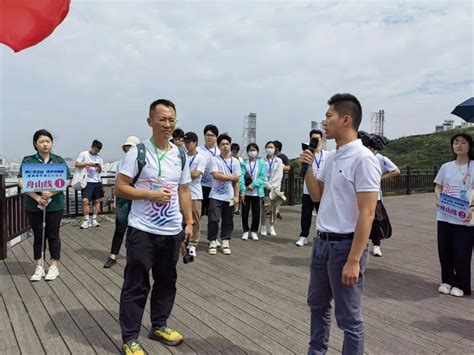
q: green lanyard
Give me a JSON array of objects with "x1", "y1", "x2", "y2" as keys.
[{"x1": 151, "y1": 138, "x2": 169, "y2": 177}]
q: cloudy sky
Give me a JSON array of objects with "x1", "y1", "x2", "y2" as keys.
[{"x1": 1, "y1": 0, "x2": 472, "y2": 162}]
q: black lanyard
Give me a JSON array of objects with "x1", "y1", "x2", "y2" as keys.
[{"x1": 220, "y1": 155, "x2": 233, "y2": 174}]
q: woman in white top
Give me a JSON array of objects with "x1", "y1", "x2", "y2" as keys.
[
  {"x1": 261, "y1": 141, "x2": 284, "y2": 236},
  {"x1": 434, "y1": 133, "x2": 474, "y2": 297}
]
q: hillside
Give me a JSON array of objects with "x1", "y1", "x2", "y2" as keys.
[{"x1": 383, "y1": 127, "x2": 474, "y2": 169}]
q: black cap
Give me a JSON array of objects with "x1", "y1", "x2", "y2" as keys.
[{"x1": 184, "y1": 131, "x2": 198, "y2": 142}]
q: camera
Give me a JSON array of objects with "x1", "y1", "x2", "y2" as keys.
[{"x1": 183, "y1": 242, "x2": 194, "y2": 264}]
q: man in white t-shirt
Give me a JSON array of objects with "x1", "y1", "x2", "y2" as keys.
[
  {"x1": 197, "y1": 124, "x2": 220, "y2": 216},
  {"x1": 115, "y1": 99, "x2": 193, "y2": 354},
  {"x1": 296, "y1": 129, "x2": 332, "y2": 247},
  {"x1": 183, "y1": 131, "x2": 207, "y2": 258},
  {"x1": 208, "y1": 133, "x2": 241, "y2": 255},
  {"x1": 300, "y1": 93, "x2": 381, "y2": 355},
  {"x1": 75, "y1": 139, "x2": 104, "y2": 229}
]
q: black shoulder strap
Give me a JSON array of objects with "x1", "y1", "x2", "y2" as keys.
[
  {"x1": 177, "y1": 146, "x2": 186, "y2": 171},
  {"x1": 132, "y1": 143, "x2": 146, "y2": 185}
]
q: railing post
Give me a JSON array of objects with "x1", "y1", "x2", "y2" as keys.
[
  {"x1": 406, "y1": 166, "x2": 412, "y2": 195},
  {"x1": 288, "y1": 169, "x2": 295, "y2": 206},
  {"x1": 0, "y1": 175, "x2": 8, "y2": 259}
]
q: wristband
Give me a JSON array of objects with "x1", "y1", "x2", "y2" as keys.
[{"x1": 185, "y1": 220, "x2": 194, "y2": 225}]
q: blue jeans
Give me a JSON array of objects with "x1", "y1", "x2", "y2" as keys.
[{"x1": 307, "y1": 238, "x2": 369, "y2": 355}]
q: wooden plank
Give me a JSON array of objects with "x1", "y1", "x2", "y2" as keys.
[
  {"x1": 0, "y1": 295, "x2": 18, "y2": 351},
  {"x1": 41, "y1": 336, "x2": 71, "y2": 355}
]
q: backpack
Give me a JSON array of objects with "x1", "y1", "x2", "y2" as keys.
[{"x1": 116, "y1": 143, "x2": 186, "y2": 225}]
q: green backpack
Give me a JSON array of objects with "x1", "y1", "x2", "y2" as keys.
[{"x1": 116, "y1": 143, "x2": 186, "y2": 225}]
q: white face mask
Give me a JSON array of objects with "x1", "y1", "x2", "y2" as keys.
[
  {"x1": 266, "y1": 148, "x2": 275, "y2": 156},
  {"x1": 248, "y1": 151, "x2": 258, "y2": 159}
]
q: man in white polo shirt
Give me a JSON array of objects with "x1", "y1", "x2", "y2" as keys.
[{"x1": 300, "y1": 93, "x2": 381, "y2": 355}]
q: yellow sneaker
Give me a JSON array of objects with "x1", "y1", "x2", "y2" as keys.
[
  {"x1": 149, "y1": 326, "x2": 183, "y2": 346},
  {"x1": 122, "y1": 340, "x2": 145, "y2": 355}
]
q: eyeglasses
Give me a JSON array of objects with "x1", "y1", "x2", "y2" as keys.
[{"x1": 153, "y1": 116, "x2": 177, "y2": 126}]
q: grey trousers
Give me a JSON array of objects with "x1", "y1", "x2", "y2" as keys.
[
  {"x1": 207, "y1": 198, "x2": 234, "y2": 241},
  {"x1": 307, "y1": 238, "x2": 369, "y2": 355}
]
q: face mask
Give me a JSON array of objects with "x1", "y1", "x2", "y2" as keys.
[
  {"x1": 266, "y1": 148, "x2": 274, "y2": 156},
  {"x1": 248, "y1": 151, "x2": 258, "y2": 159}
]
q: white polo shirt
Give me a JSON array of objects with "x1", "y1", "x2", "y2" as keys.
[
  {"x1": 197, "y1": 145, "x2": 220, "y2": 187},
  {"x1": 316, "y1": 139, "x2": 381, "y2": 234}
]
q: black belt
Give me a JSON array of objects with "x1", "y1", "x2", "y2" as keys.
[{"x1": 318, "y1": 231, "x2": 354, "y2": 241}]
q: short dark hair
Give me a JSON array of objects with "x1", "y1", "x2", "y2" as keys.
[
  {"x1": 327, "y1": 93, "x2": 362, "y2": 130},
  {"x1": 172, "y1": 128, "x2": 185, "y2": 139},
  {"x1": 149, "y1": 99, "x2": 176, "y2": 117},
  {"x1": 246, "y1": 143, "x2": 259, "y2": 152},
  {"x1": 92, "y1": 139, "x2": 103, "y2": 150},
  {"x1": 450, "y1": 133, "x2": 474, "y2": 160},
  {"x1": 310, "y1": 129, "x2": 323, "y2": 138},
  {"x1": 203, "y1": 124, "x2": 219, "y2": 137},
  {"x1": 265, "y1": 141, "x2": 275, "y2": 148},
  {"x1": 33, "y1": 129, "x2": 53, "y2": 151},
  {"x1": 231, "y1": 143, "x2": 240, "y2": 151},
  {"x1": 217, "y1": 133, "x2": 232, "y2": 145},
  {"x1": 273, "y1": 140, "x2": 282, "y2": 152}
]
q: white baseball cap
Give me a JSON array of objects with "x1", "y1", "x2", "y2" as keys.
[{"x1": 122, "y1": 136, "x2": 140, "y2": 149}]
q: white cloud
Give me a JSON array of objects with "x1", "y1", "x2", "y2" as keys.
[{"x1": 1, "y1": 0, "x2": 472, "y2": 161}]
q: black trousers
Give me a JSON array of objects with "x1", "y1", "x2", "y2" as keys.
[
  {"x1": 119, "y1": 227, "x2": 182, "y2": 343},
  {"x1": 110, "y1": 216, "x2": 128, "y2": 255},
  {"x1": 207, "y1": 198, "x2": 234, "y2": 241},
  {"x1": 201, "y1": 186, "x2": 211, "y2": 216},
  {"x1": 26, "y1": 210, "x2": 63, "y2": 260},
  {"x1": 299, "y1": 194, "x2": 320, "y2": 238},
  {"x1": 437, "y1": 221, "x2": 473, "y2": 295},
  {"x1": 242, "y1": 196, "x2": 261, "y2": 232}
]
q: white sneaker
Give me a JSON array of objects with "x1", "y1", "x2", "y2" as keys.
[
  {"x1": 242, "y1": 232, "x2": 249, "y2": 240},
  {"x1": 91, "y1": 219, "x2": 100, "y2": 227},
  {"x1": 216, "y1": 239, "x2": 221, "y2": 248},
  {"x1": 450, "y1": 287, "x2": 464, "y2": 297},
  {"x1": 372, "y1": 246, "x2": 382, "y2": 257},
  {"x1": 260, "y1": 226, "x2": 267, "y2": 236},
  {"x1": 80, "y1": 219, "x2": 90, "y2": 229},
  {"x1": 45, "y1": 266, "x2": 59, "y2": 281},
  {"x1": 30, "y1": 265, "x2": 45, "y2": 281},
  {"x1": 438, "y1": 283, "x2": 452, "y2": 294},
  {"x1": 188, "y1": 245, "x2": 196, "y2": 257},
  {"x1": 208, "y1": 240, "x2": 218, "y2": 255},
  {"x1": 296, "y1": 236, "x2": 308, "y2": 246},
  {"x1": 269, "y1": 225, "x2": 276, "y2": 236},
  {"x1": 222, "y1": 240, "x2": 231, "y2": 255},
  {"x1": 250, "y1": 232, "x2": 259, "y2": 241}
]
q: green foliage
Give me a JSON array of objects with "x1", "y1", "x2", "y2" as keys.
[{"x1": 383, "y1": 127, "x2": 474, "y2": 169}]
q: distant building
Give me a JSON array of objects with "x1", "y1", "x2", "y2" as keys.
[
  {"x1": 435, "y1": 119, "x2": 455, "y2": 132},
  {"x1": 241, "y1": 112, "x2": 257, "y2": 158}
]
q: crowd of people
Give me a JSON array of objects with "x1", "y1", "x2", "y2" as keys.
[{"x1": 17, "y1": 94, "x2": 473, "y2": 355}]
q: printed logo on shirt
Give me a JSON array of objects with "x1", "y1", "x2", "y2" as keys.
[
  {"x1": 443, "y1": 184, "x2": 460, "y2": 197},
  {"x1": 144, "y1": 181, "x2": 179, "y2": 227},
  {"x1": 213, "y1": 179, "x2": 230, "y2": 196}
]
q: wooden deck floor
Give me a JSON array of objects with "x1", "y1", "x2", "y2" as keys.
[{"x1": 0, "y1": 193, "x2": 473, "y2": 354}]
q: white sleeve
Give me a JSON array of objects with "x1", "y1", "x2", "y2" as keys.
[
  {"x1": 195, "y1": 155, "x2": 206, "y2": 174},
  {"x1": 271, "y1": 160, "x2": 284, "y2": 186},
  {"x1": 179, "y1": 155, "x2": 192, "y2": 184},
  {"x1": 234, "y1": 159, "x2": 241, "y2": 176},
  {"x1": 381, "y1": 156, "x2": 398, "y2": 174},
  {"x1": 119, "y1": 146, "x2": 138, "y2": 179},
  {"x1": 355, "y1": 156, "x2": 381, "y2": 192},
  {"x1": 433, "y1": 164, "x2": 446, "y2": 185},
  {"x1": 76, "y1": 151, "x2": 86, "y2": 163}
]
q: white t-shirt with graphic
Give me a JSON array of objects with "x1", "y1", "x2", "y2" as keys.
[
  {"x1": 119, "y1": 140, "x2": 191, "y2": 235},
  {"x1": 209, "y1": 155, "x2": 241, "y2": 202},
  {"x1": 76, "y1": 151, "x2": 103, "y2": 183},
  {"x1": 187, "y1": 153, "x2": 207, "y2": 200},
  {"x1": 197, "y1": 145, "x2": 220, "y2": 187},
  {"x1": 303, "y1": 149, "x2": 332, "y2": 195},
  {"x1": 434, "y1": 160, "x2": 474, "y2": 226}
]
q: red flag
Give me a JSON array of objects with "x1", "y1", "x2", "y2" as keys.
[{"x1": 0, "y1": 0, "x2": 70, "y2": 52}]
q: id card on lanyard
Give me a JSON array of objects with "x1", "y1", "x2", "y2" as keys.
[
  {"x1": 458, "y1": 160, "x2": 472, "y2": 201},
  {"x1": 151, "y1": 138, "x2": 169, "y2": 191}
]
